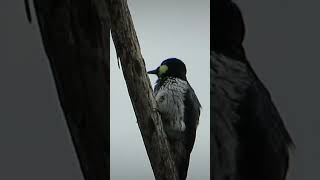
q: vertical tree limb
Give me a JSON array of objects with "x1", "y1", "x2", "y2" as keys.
[
  {"x1": 108, "y1": 0, "x2": 179, "y2": 180},
  {"x1": 31, "y1": 1, "x2": 110, "y2": 179}
]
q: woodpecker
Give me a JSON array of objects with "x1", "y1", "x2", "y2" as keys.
[
  {"x1": 148, "y1": 58, "x2": 201, "y2": 180},
  {"x1": 212, "y1": 1, "x2": 294, "y2": 180}
]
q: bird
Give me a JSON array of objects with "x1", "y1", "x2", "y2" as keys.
[
  {"x1": 148, "y1": 58, "x2": 201, "y2": 180},
  {"x1": 211, "y1": 1, "x2": 294, "y2": 180}
]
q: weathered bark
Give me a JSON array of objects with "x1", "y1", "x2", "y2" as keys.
[
  {"x1": 30, "y1": 1, "x2": 110, "y2": 180},
  {"x1": 108, "y1": 0, "x2": 179, "y2": 180}
]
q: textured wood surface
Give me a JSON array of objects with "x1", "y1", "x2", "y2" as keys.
[
  {"x1": 31, "y1": 1, "x2": 110, "y2": 179},
  {"x1": 109, "y1": 0, "x2": 179, "y2": 180}
]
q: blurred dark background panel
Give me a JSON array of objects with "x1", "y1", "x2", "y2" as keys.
[
  {"x1": 238, "y1": 1, "x2": 320, "y2": 179},
  {"x1": 0, "y1": 0, "x2": 110, "y2": 180},
  {"x1": 212, "y1": 0, "x2": 320, "y2": 180}
]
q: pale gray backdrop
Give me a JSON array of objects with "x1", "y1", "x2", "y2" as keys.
[{"x1": 110, "y1": 0, "x2": 210, "y2": 180}]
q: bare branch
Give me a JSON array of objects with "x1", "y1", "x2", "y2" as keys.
[{"x1": 109, "y1": 0, "x2": 179, "y2": 179}]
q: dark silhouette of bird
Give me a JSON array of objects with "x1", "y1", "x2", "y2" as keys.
[
  {"x1": 148, "y1": 58, "x2": 201, "y2": 180},
  {"x1": 212, "y1": 1, "x2": 294, "y2": 180}
]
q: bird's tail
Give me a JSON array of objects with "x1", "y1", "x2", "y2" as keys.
[{"x1": 170, "y1": 141, "x2": 191, "y2": 180}]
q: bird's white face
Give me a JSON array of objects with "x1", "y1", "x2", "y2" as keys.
[{"x1": 158, "y1": 65, "x2": 169, "y2": 77}]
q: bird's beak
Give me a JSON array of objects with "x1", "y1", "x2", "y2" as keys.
[{"x1": 147, "y1": 69, "x2": 158, "y2": 75}]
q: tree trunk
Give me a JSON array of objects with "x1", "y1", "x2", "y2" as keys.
[
  {"x1": 108, "y1": 0, "x2": 179, "y2": 180},
  {"x1": 30, "y1": 1, "x2": 110, "y2": 179}
]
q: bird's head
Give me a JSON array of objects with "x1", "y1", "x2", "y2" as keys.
[{"x1": 148, "y1": 58, "x2": 187, "y2": 81}]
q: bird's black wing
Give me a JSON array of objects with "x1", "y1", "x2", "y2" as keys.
[
  {"x1": 212, "y1": 51, "x2": 294, "y2": 180},
  {"x1": 170, "y1": 85, "x2": 201, "y2": 180},
  {"x1": 247, "y1": 77, "x2": 294, "y2": 151},
  {"x1": 212, "y1": 52, "x2": 253, "y2": 180},
  {"x1": 237, "y1": 74, "x2": 294, "y2": 180},
  {"x1": 184, "y1": 85, "x2": 201, "y2": 155}
]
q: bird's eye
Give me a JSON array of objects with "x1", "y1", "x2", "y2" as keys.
[{"x1": 158, "y1": 65, "x2": 168, "y2": 76}]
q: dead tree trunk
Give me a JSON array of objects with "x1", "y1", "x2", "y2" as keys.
[
  {"x1": 29, "y1": 1, "x2": 110, "y2": 180},
  {"x1": 108, "y1": 0, "x2": 179, "y2": 180}
]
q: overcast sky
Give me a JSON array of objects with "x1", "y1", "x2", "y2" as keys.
[{"x1": 110, "y1": 1, "x2": 210, "y2": 180}]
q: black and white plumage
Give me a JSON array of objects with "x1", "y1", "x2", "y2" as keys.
[
  {"x1": 148, "y1": 58, "x2": 201, "y2": 180},
  {"x1": 212, "y1": 1, "x2": 294, "y2": 180}
]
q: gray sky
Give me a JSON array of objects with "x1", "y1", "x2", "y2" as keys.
[{"x1": 110, "y1": 0, "x2": 210, "y2": 179}]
